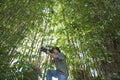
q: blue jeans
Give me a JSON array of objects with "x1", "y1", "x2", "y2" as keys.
[{"x1": 46, "y1": 70, "x2": 67, "y2": 80}]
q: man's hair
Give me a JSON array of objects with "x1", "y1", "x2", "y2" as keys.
[{"x1": 52, "y1": 47, "x2": 61, "y2": 53}]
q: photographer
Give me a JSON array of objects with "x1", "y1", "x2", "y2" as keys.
[{"x1": 42, "y1": 47, "x2": 68, "y2": 80}]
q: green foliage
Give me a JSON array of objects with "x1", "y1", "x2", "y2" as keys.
[{"x1": 0, "y1": 0, "x2": 120, "y2": 80}]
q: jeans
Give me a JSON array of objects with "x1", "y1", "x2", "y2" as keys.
[{"x1": 46, "y1": 70, "x2": 67, "y2": 80}]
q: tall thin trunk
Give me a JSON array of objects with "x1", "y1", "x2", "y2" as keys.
[{"x1": 29, "y1": 31, "x2": 38, "y2": 63}]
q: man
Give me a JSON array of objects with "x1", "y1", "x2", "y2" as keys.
[{"x1": 46, "y1": 47, "x2": 68, "y2": 80}]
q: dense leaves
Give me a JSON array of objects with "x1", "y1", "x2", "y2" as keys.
[{"x1": 0, "y1": 0, "x2": 120, "y2": 80}]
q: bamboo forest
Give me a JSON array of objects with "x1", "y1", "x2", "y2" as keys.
[{"x1": 0, "y1": 0, "x2": 120, "y2": 80}]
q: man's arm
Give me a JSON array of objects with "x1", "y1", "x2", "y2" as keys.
[{"x1": 47, "y1": 50, "x2": 58, "y2": 58}]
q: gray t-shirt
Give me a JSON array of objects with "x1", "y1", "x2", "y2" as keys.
[{"x1": 52, "y1": 52, "x2": 69, "y2": 77}]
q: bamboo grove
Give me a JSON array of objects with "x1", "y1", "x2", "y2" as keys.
[{"x1": 0, "y1": 0, "x2": 120, "y2": 80}]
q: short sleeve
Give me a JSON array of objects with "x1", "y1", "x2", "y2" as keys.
[{"x1": 57, "y1": 53, "x2": 65, "y2": 60}]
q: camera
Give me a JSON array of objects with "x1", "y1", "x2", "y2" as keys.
[{"x1": 40, "y1": 47, "x2": 54, "y2": 53}]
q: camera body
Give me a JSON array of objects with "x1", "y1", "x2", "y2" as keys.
[{"x1": 40, "y1": 47, "x2": 54, "y2": 53}]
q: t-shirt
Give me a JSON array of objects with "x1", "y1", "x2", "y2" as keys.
[{"x1": 52, "y1": 52, "x2": 69, "y2": 77}]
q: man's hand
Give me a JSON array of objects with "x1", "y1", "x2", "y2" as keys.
[{"x1": 46, "y1": 50, "x2": 50, "y2": 54}]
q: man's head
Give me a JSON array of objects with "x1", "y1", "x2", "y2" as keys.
[{"x1": 52, "y1": 47, "x2": 60, "y2": 54}]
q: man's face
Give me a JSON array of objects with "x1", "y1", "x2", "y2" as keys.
[{"x1": 53, "y1": 49, "x2": 59, "y2": 55}]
